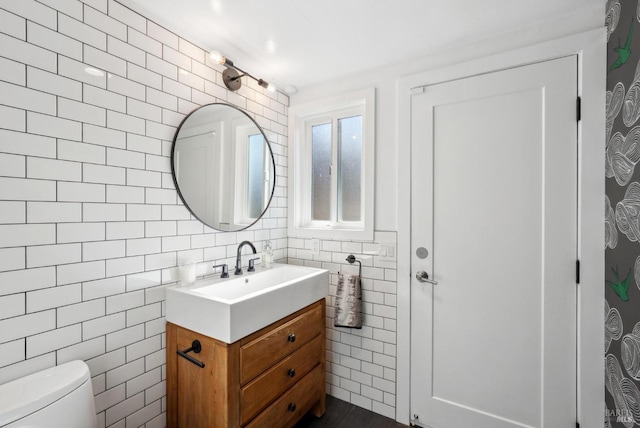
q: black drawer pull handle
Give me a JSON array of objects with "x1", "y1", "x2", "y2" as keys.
[
  {"x1": 177, "y1": 340, "x2": 205, "y2": 368},
  {"x1": 287, "y1": 333, "x2": 296, "y2": 342},
  {"x1": 288, "y1": 403, "x2": 296, "y2": 412},
  {"x1": 287, "y1": 368, "x2": 296, "y2": 377}
]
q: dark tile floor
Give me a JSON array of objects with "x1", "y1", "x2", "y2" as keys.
[{"x1": 295, "y1": 395, "x2": 409, "y2": 428}]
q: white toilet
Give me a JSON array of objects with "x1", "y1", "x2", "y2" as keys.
[{"x1": 0, "y1": 360, "x2": 97, "y2": 428}]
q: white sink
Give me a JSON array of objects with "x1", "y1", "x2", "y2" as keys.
[{"x1": 166, "y1": 263, "x2": 329, "y2": 343}]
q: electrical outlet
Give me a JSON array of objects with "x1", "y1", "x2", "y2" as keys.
[
  {"x1": 378, "y1": 242, "x2": 396, "y2": 261},
  {"x1": 387, "y1": 244, "x2": 396, "y2": 258},
  {"x1": 380, "y1": 245, "x2": 388, "y2": 257},
  {"x1": 311, "y1": 238, "x2": 320, "y2": 255}
]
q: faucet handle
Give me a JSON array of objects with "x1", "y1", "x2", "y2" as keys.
[
  {"x1": 212, "y1": 264, "x2": 229, "y2": 278},
  {"x1": 248, "y1": 258, "x2": 260, "y2": 272}
]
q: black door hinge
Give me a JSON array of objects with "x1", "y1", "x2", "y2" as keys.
[
  {"x1": 576, "y1": 422, "x2": 580, "y2": 428},
  {"x1": 576, "y1": 97, "x2": 581, "y2": 121},
  {"x1": 576, "y1": 260, "x2": 580, "y2": 284}
]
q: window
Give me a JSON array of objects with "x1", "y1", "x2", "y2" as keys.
[
  {"x1": 234, "y1": 125, "x2": 272, "y2": 227},
  {"x1": 289, "y1": 88, "x2": 375, "y2": 240},
  {"x1": 246, "y1": 133, "x2": 267, "y2": 219}
]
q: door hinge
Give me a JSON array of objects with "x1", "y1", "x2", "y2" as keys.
[
  {"x1": 576, "y1": 97, "x2": 581, "y2": 121},
  {"x1": 576, "y1": 260, "x2": 580, "y2": 284},
  {"x1": 576, "y1": 422, "x2": 580, "y2": 428}
]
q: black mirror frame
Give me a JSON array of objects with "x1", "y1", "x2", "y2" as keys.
[{"x1": 170, "y1": 102, "x2": 277, "y2": 232}]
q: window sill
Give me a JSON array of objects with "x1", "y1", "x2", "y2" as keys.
[{"x1": 288, "y1": 224, "x2": 373, "y2": 241}]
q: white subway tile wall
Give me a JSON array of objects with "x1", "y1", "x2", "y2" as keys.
[
  {"x1": 0, "y1": 1, "x2": 288, "y2": 427},
  {"x1": 288, "y1": 231, "x2": 398, "y2": 420}
]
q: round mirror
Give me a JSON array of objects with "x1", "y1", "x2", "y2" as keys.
[{"x1": 171, "y1": 103, "x2": 276, "y2": 231}]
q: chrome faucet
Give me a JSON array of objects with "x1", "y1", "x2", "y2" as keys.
[
  {"x1": 234, "y1": 241, "x2": 257, "y2": 275},
  {"x1": 212, "y1": 263, "x2": 228, "y2": 278}
]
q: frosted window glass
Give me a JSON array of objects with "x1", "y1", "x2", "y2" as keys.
[
  {"x1": 311, "y1": 123, "x2": 332, "y2": 221},
  {"x1": 247, "y1": 134, "x2": 265, "y2": 219},
  {"x1": 338, "y1": 115, "x2": 362, "y2": 222}
]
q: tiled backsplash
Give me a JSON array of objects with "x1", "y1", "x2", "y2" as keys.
[
  {"x1": 288, "y1": 231, "x2": 398, "y2": 420},
  {"x1": 0, "y1": 1, "x2": 287, "y2": 427}
]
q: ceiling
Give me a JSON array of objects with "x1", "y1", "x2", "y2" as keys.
[{"x1": 120, "y1": 0, "x2": 604, "y2": 93}]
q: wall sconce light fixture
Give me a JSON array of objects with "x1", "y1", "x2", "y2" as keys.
[{"x1": 210, "y1": 50, "x2": 276, "y2": 93}]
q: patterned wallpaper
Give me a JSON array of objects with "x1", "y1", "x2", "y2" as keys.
[{"x1": 605, "y1": 1, "x2": 640, "y2": 426}]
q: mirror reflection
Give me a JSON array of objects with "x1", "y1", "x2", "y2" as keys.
[{"x1": 171, "y1": 103, "x2": 275, "y2": 231}]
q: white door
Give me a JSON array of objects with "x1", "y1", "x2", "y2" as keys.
[
  {"x1": 175, "y1": 122, "x2": 222, "y2": 226},
  {"x1": 410, "y1": 56, "x2": 578, "y2": 428}
]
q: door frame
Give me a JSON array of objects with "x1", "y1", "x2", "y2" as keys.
[{"x1": 396, "y1": 28, "x2": 605, "y2": 427}]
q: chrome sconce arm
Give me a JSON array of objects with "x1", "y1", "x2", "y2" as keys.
[{"x1": 210, "y1": 50, "x2": 275, "y2": 93}]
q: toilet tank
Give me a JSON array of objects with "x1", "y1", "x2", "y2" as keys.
[{"x1": 0, "y1": 360, "x2": 97, "y2": 428}]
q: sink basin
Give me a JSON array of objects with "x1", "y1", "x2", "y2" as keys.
[{"x1": 166, "y1": 263, "x2": 329, "y2": 343}]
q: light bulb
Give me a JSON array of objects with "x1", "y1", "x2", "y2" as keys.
[
  {"x1": 209, "y1": 50, "x2": 224, "y2": 64},
  {"x1": 258, "y1": 79, "x2": 276, "y2": 92}
]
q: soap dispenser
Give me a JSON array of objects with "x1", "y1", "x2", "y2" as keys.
[{"x1": 263, "y1": 240, "x2": 273, "y2": 268}]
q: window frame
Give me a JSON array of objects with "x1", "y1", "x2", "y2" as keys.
[
  {"x1": 288, "y1": 88, "x2": 375, "y2": 240},
  {"x1": 233, "y1": 123, "x2": 273, "y2": 227}
]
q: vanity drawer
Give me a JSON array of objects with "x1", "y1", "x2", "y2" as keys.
[
  {"x1": 240, "y1": 303, "x2": 323, "y2": 384},
  {"x1": 244, "y1": 364, "x2": 323, "y2": 428},
  {"x1": 240, "y1": 335, "x2": 322, "y2": 425}
]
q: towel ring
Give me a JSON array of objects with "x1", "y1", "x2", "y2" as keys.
[{"x1": 346, "y1": 254, "x2": 362, "y2": 277}]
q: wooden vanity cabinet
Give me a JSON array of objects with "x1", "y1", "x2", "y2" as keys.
[{"x1": 167, "y1": 299, "x2": 326, "y2": 428}]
